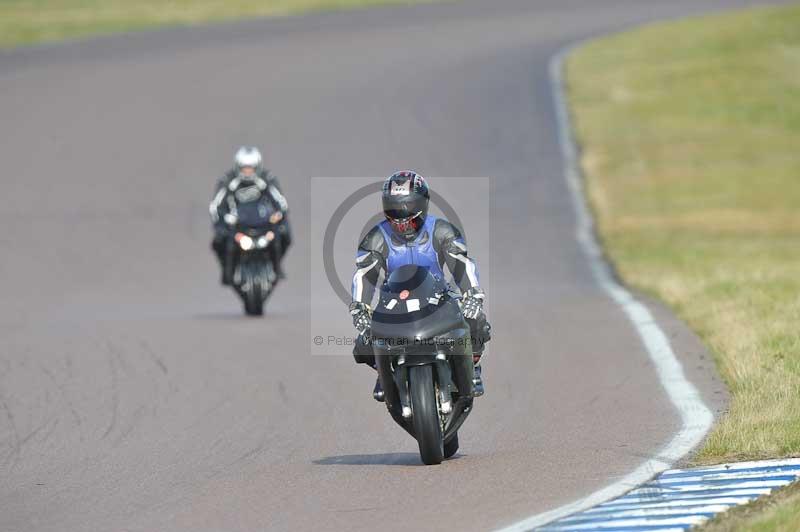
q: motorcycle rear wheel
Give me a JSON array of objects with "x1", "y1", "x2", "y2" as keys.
[{"x1": 409, "y1": 365, "x2": 444, "y2": 465}]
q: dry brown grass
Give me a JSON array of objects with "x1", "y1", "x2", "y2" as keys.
[
  {"x1": 568, "y1": 2, "x2": 800, "y2": 466},
  {"x1": 0, "y1": 0, "x2": 437, "y2": 48},
  {"x1": 567, "y1": 3, "x2": 800, "y2": 528}
]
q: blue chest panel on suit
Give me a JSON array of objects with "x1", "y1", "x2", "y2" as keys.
[{"x1": 378, "y1": 216, "x2": 443, "y2": 278}]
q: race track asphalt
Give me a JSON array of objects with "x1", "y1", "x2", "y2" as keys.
[{"x1": 0, "y1": 1, "x2": 776, "y2": 530}]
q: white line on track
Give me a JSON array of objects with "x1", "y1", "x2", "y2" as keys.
[
  {"x1": 556, "y1": 461, "x2": 800, "y2": 531},
  {"x1": 607, "y1": 489, "x2": 773, "y2": 506},
  {"x1": 651, "y1": 470, "x2": 800, "y2": 484},
  {"x1": 494, "y1": 43, "x2": 715, "y2": 532},
  {"x1": 556, "y1": 504, "x2": 734, "y2": 521},
  {"x1": 584, "y1": 497, "x2": 756, "y2": 511},
  {"x1": 537, "y1": 457, "x2": 800, "y2": 530},
  {"x1": 542, "y1": 515, "x2": 711, "y2": 530},
  {"x1": 633, "y1": 479, "x2": 792, "y2": 493}
]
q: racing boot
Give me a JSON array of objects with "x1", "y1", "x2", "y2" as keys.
[
  {"x1": 373, "y1": 376, "x2": 385, "y2": 402},
  {"x1": 472, "y1": 355, "x2": 484, "y2": 397},
  {"x1": 274, "y1": 257, "x2": 286, "y2": 280},
  {"x1": 212, "y1": 237, "x2": 233, "y2": 285},
  {"x1": 222, "y1": 256, "x2": 234, "y2": 286},
  {"x1": 271, "y1": 241, "x2": 286, "y2": 281}
]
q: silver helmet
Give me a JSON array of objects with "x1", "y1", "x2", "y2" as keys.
[{"x1": 234, "y1": 146, "x2": 263, "y2": 178}]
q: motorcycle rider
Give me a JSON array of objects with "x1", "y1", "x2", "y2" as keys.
[
  {"x1": 349, "y1": 171, "x2": 491, "y2": 400},
  {"x1": 209, "y1": 147, "x2": 291, "y2": 284}
]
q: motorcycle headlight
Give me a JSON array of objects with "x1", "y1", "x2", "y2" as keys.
[
  {"x1": 238, "y1": 235, "x2": 254, "y2": 251},
  {"x1": 256, "y1": 236, "x2": 268, "y2": 248}
]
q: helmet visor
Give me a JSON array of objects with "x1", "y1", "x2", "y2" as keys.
[{"x1": 385, "y1": 210, "x2": 424, "y2": 235}]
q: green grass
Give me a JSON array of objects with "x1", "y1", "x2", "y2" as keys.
[
  {"x1": 703, "y1": 481, "x2": 800, "y2": 531},
  {"x1": 0, "y1": 0, "x2": 438, "y2": 48},
  {"x1": 566, "y1": 3, "x2": 800, "y2": 528}
]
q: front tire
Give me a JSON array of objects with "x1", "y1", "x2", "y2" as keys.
[
  {"x1": 243, "y1": 290, "x2": 263, "y2": 316},
  {"x1": 241, "y1": 263, "x2": 265, "y2": 316},
  {"x1": 409, "y1": 365, "x2": 444, "y2": 465}
]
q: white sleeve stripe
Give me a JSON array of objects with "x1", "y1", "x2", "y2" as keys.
[
  {"x1": 353, "y1": 260, "x2": 378, "y2": 302},
  {"x1": 356, "y1": 252, "x2": 371, "y2": 264},
  {"x1": 209, "y1": 187, "x2": 227, "y2": 222},
  {"x1": 270, "y1": 185, "x2": 289, "y2": 211},
  {"x1": 451, "y1": 240, "x2": 467, "y2": 251},
  {"x1": 448, "y1": 251, "x2": 479, "y2": 288}
]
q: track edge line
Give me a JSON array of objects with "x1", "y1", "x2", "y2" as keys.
[{"x1": 494, "y1": 44, "x2": 715, "y2": 532}]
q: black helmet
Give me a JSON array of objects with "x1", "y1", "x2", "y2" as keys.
[{"x1": 382, "y1": 171, "x2": 430, "y2": 240}]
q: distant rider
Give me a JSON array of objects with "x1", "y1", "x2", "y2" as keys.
[
  {"x1": 209, "y1": 147, "x2": 291, "y2": 284},
  {"x1": 349, "y1": 171, "x2": 491, "y2": 400}
]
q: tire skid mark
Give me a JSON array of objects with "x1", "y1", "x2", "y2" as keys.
[
  {"x1": 0, "y1": 390, "x2": 20, "y2": 467},
  {"x1": 38, "y1": 361, "x2": 82, "y2": 430},
  {"x1": 139, "y1": 340, "x2": 168, "y2": 375},
  {"x1": 102, "y1": 341, "x2": 120, "y2": 440}
]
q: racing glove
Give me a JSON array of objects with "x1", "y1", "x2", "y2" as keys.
[
  {"x1": 349, "y1": 301, "x2": 372, "y2": 335},
  {"x1": 461, "y1": 287, "x2": 485, "y2": 320}
]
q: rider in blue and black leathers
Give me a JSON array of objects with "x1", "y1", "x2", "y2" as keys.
[{"x1": 349, "y1": 171, "x2": 491, "y2": 400}]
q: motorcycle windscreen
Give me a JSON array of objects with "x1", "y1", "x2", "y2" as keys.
[{"x1": 371, "y1": 265, "x2": 466, "y2": 343}]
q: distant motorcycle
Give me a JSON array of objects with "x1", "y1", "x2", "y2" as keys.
[
  {"x1": 370, "y1": 265, "x2": 475, "y2": 465},
  {"x1": 225, "y1": 201, "x2": 282, "y2": 316}
]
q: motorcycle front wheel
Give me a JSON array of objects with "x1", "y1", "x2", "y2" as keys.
[
  {"x1": 409, "y1": 364, "x2": 444, "y2": 465},
  {"x1": 240, "y1": 262, "x2": 265, "y2": 316}
]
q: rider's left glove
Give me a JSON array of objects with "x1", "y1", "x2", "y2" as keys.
[
  {"x1": 349, "y1": 301, "x2": 372, "y2": 335},
  {"x1": 461, "y1": 287, "x2": 485, "y2": 320}
]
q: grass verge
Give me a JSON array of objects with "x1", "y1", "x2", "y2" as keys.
[
  {"x1": 703, "y1": 480, "x2": 800, "y2": 531},
  {"x1": 0, "y1": 0, "x2": 437, "y2": 49},
  {"x1": 566, "y1": 3, "x2": 800, "y2": 528}
]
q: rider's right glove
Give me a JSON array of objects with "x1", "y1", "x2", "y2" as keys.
[
  {"x1": 349, "y1": 301, "x2": 372, "y2": 335},
  {"x1": 461, "y1": 287, "x2": 485, "y2": 320}
]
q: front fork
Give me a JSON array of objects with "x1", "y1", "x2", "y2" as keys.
[
  {"x1": 393, "y1": 364, "x2": 411, "y2": 417},
  {"x1": 392, "y1": 357, "x2": 454, "y2": 419},
  {"x1": 436, "y1": 355, "x2": 453, "y2": 414}
]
